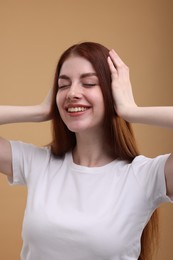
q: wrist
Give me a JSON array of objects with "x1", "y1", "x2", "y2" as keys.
[
  {"x1": 116, "y1": 105, "x2": 139, "y2": 123},
  {"x1": 37, "y1": 103, "x2": 52, "y2": 122}
]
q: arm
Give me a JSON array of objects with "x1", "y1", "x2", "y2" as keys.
[
  {"x1": 123, "y1": 106, "x2": 173, "y2": 129},
  {"x1": 107, "y1": 49, "x2": 173, "y2": 196},
  {"x1": 108, "y1": 49, "x2": 173, "y2": 128},
  {"x1": 0, "y1": 88, "x2": 53, "y2": 125},
  {"x1": 0, "y1": 88, "x2": 53, "y2": 177}
]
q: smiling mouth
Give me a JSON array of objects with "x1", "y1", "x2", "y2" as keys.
[{"x1": 67, "y1": 107, "x2": 89, "y2": 113}]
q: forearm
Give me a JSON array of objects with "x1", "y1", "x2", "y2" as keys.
[
  {"x1": 0, "y1": 104, "x2": 49, "y2": 125},
  {"x1": 0, "y1": 88, "x2": 53, "y2": 125},
  {"x1": 125, "y1": 106, "x2": 173, "y2": 128}
]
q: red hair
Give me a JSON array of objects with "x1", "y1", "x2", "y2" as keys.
[{"x1": 50, "y1": 42, "x2": 159, "y2": 259}]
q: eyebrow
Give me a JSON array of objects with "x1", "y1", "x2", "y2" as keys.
[
  {"x1": 80, "y1": 73, "x2": 97, "y2": 79},
  {"x1": 58, "y1": 73, "x2": 98, "y2": 80}
]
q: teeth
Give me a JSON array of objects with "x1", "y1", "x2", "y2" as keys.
[{"x1": 67, "y1": 107, "x2": 87, "y2": 112}]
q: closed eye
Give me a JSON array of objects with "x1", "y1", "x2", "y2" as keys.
[
  {"x1": 58, "y1": 77, "x2": 71, "y2": 90},
  {"x1": 82, "y1": 83, "x2": 97, "y2": 87},
  {"x1": 58, "y1": 84, "x2": 70, "y2": 89}
]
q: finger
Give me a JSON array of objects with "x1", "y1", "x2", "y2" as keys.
[
  {"x1": 109, "y1": 49, "x2": 127, "y2": 69},
  {"x1": 107, "y1": 56, "x2": 118, "y2": 79},
  {"x1": 107, "y1": 56, "x2": 116, "y2": 72}
]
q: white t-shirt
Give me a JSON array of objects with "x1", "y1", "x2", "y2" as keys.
[{"x1": 9, "y1": 141, "x2": 172, "y2": 260}]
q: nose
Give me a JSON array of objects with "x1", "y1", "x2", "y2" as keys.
[{"x1": 66, "y1": 83, "x2": 82, "y2": 100}]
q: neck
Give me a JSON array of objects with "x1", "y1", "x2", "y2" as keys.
[{"x1": 73, "y1": 131, "x2": 114, "y2": 167}]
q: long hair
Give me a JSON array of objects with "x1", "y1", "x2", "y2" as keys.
[{"x1": 50, "y1": 42, "x2": 159, "y2": 259}]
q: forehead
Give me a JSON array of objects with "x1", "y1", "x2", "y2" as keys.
[{"x1": 60, "y1": 55, "x2": 96, "y2": 76}]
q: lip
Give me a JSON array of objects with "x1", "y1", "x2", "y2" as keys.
[
  {"x1": 64, "y1": 104, "x2": 91, "y2": 117},
  {"x1": 65, "y1": 104, "x2": 91, "y2": 110}
]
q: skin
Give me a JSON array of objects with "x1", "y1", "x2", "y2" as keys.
[
  {"x1": 56, "y1": 56, "x2": 113, "y2": 167},
  {"x1": 0, "y1": 49, "x2": 172, "y2": 196},
  {"x1": 56, "y1": 56, "x2": 105, "y2": 134}
]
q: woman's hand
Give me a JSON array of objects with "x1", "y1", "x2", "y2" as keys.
[
  {"x1": 107, "y1": 49, "x2": 137, "y2": 121},
  {"x1": 39, "y1": 88, "x2": 54, "y2": 121},
  {"x1": 108, "y1": 49, "x2": 173, "y2": 128}
]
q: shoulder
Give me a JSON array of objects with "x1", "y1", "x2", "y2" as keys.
[
  {"x1": 130, "y1": 154, "x2": 171, "y2": 203},
  {"x1": 131, "y1": 154, "x2": 170, "y2": 172},
  {"x1": 10, "y1": 140, "x2": 50, "y2": 160},
  {"x1": 9, "y1": 140, "x2": 67, "y2": 169},
  {"x1": 9, "y1": 141, "x2": 68, "y2": 185}
]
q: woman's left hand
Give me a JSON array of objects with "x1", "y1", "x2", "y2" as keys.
[{"x1": 107, "y1": 49, "x2": 137, "y2": 120}]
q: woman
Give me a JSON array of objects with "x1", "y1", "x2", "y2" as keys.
[{"x1": 0, "y1": 42, "x2": 172, "y2": 260}]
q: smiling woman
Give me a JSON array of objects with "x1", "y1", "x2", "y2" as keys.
[
  {"x1": 56, "y1": 55, "x2": 105, "y2": 134},
  {"x1": 0, "y1": 42, "x2": 173, "y2": 260}
]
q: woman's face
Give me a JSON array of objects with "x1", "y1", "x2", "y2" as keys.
[{"x1": 56, "y1": 55, "x2": 105, "y2": 134}]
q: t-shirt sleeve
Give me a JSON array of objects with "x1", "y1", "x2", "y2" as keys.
[
  {"x1": 9, "y1": 141, "x2": 51, "y2": 186},
  {"x1": 132, "y1": 154, "x2": 172, "y2": 208}
]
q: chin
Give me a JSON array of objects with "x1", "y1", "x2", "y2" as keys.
[
  {"x1": 65, "y1": 122, "x2": 90, "y2": 133},
  {"x1": 66, "y1": 126, "x2": 86, "y2": 134}
]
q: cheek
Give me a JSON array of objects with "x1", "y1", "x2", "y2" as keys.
[
  {"x1": 56, "y1": 92, "x2": 66, "y2": 120},
  {"x1": 56, "y1": 92, "x2": 62, "y2": 111}
]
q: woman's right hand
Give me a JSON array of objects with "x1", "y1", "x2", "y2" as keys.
[
  {"x1": 0, "y1": 87, "x2": 54, "y2": 125},
  {"x1": 0, "y1": 87, "x2": 54, "y2": 177},
  {"x1": 39, "y1": 88, "x2": 54, "y2": 121}
]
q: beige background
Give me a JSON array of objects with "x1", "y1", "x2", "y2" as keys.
[{"x1": 0, "y1": 0, "x2": 173, "y2": 259}]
